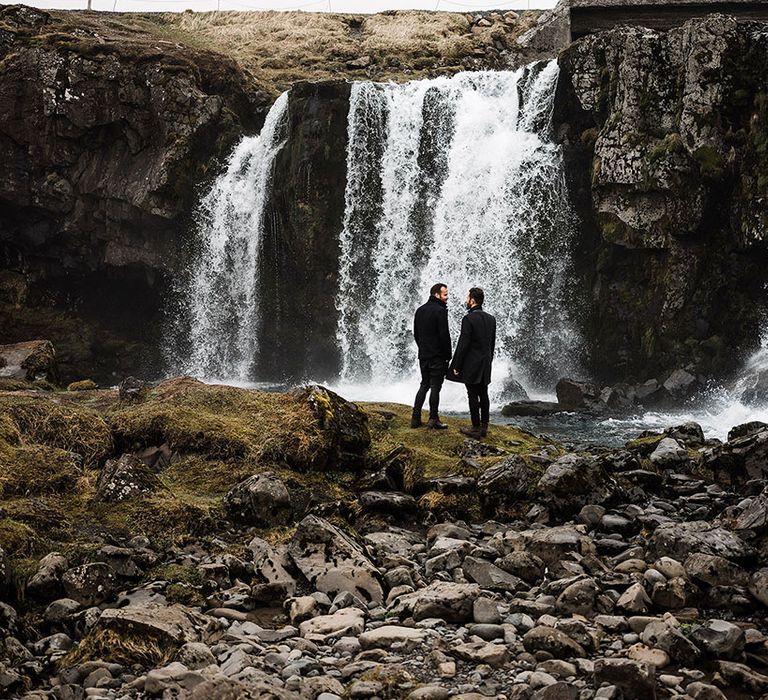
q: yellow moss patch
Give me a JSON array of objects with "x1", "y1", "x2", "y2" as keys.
[
  {"x1": 62, "y1": 627, "x2": 175, "y2": 668},
  {"x1": 0, "y1": 518, "x2": 38, "y2": 555},
  {"x1": 362, "y1": 402, "x2": 546, "y2": 481},
  {"x1": 67, "y1": 379, "x2": 98, "y2": 392}
]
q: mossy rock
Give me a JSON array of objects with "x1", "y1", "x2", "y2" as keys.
[
  {"x1": 109, "y1": 377, "x2": 369, "y2": 471},
  {"x1": 67, "y1": 379, "x2": 98, "y2": 392}
]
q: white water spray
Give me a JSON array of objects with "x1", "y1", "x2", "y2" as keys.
[
  {"x1": 172, "y1": 92, "x2": 289, "y2": 380},
  {"x1": 336, "y1": 62, "x2": 583, "y2": 399}
]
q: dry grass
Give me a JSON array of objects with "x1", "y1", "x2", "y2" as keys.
[
  {"x1": 0, "y1": 395, "x2": 113, "y2": 467},
  {"x1": 41, "y1": 8, "x2": 540, "y2": 97}
]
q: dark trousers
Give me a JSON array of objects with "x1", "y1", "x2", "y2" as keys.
[
  {"x1": 413, "y1": 359, "x2": 447, "y2": 420},
  {"x1": 466, "y1": 383, "x2": 490, "y2": 427}
]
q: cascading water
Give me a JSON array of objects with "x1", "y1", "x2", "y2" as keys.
[
  {"x1": 170, "y1": 92, "x2": 289, "y2": 381},
  {"x1": 336, "y1": 61, "x2": 583, "y2": 399}
]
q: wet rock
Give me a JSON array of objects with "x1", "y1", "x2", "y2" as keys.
[
  {"x1": 640, "y1": 620, "x2": 701, "y2": 665},
  {"x1": 462, "y1": 556, "x2": 522, "y2": 591},
  {"x1": 555, "y1": 378, "x2": 602, "y2": 411},
  {"x1": 289, "y1": 515, "x2": 383, "y2": 605},
  {"x1": 495, "y1": 551, "x2": 545, "y2": 584},
  {"x1": 0, "y1": 340, "x2": 58, "y2": 384},
  {"x1": 224, "y1": 472, "x2": 292, "y2": 526},
  {"x1": 175, "y1": 642, "x2": 216, "y2": 670},
  {"x1": 649, "y1": 521, "x2": 753, "y2": 562},
  {"x1": 556, "y1": 577, "x2": 599, "y2": 616},
  {"x1": 94, "y1": 454, "x2": 162, "y2": 503},
  {"x1": 749, "y1": 568, "x2": 768, "y2": 607},
  {"x1": 593, "y1": 658, "x2": 656, "y2": 700},
  {"x1": 684, "y1": 553, "x2": 748, "y2": 588},
  {"x1": 536, "y1": 454, "x2": 612, "y2": 516},
  {"x1": 359, "y1": 490, "x2": 417, "y2": 516},
  {"x1": 477, "y1": 455, "x2": 533, "y2": 511},
  {"x1": 522, "y1": 626, "x2": 586, "y2": 659},
  {"x1": 688, "y1": 619, "x2": 745, "y2": 659},
  {"x1": 61, "y1": 563, "x2": 116, "y2": 606},
  {"x1": 734, "y1": 486, "x2": 768, "y2": 532},
  {"x1": 649, "y1": 438, "x2": 689, "y2": 468}
]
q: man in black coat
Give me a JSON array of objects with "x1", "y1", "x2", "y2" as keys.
[
  {"x1": 411, "y1": 283, "x2": 452, "y2": 429},
  {"x1": 450, "y1": 287, "x2": 496, "y2": 439}
]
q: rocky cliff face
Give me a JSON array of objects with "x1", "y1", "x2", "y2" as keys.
[
  {"x1": 0, "y1": 5, "x2": 264, "y2": 382},
  {"x1": 555, "y1": 14, "x2": 768, "y2": 382},
  {"x1": 259, "y1": 82, "x2": 351, "y2": 382}
]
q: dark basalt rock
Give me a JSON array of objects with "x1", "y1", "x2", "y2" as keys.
[
  {"x1": 555, "y1": 15, "x2": 768, "y2": 383},
  {"x1": 0, "y1": 5, "x2": 265, "y2": 383}
]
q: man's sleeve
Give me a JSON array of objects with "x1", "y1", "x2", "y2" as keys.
[
  {"x1": 439, "y1": 309, "x2": 451, "y2": 359},
  {"x1": 490, "y1": 318, "x2": 496, "y2": 358},
  {"x1": 452, "y1": 316, "x2": 472, "y2": 370},
  {"x1": 413, "y1": 311, "x2": 419, "y2": 345}
]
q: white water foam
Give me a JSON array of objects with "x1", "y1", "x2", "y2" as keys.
[
  {"x1": 336, "y1": 62, "x2": 583, "y2": 401},
  {"x1": 171, "y1": 92, "x2": 289, "y2": 380}
]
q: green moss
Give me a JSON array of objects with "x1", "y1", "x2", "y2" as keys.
[
  {"x1": 0, "y1": 519, "x2": 38, "y2": 555},
  {"x1": 165, "y1": 583, "x2": 206, "y2": 607},
  {"x1": 0, "y1": 445, "x2": 82, "y2": 498},
  {"x1": 648, "y1": 133, "x2": 684, "y2": 163},
  {"x1": 0, "y1": 395, "x2": 113, "y2": 467},
  {"x1": 153, "y1": 563, "x2": 204, "y2": 586},
  {"x1": 62, "y1": 626, "x2": 177, "y2": 668},
  {"x1": 692, "y1": 145, "x2": 726, "y2": 180},
  {"x1": 108, "y1": 377, "x2": 322, "y2": 466}
]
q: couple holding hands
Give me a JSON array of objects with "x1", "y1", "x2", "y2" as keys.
[{"x1": 411, "y1": 283, "x2": 496, "y2": 439}]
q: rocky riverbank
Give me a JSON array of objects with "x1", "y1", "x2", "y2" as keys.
[{"x1": 1, "y1": 376, "x2": 767, "y2": 699}]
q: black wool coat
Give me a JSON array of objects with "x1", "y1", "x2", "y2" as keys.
[
  {"x1": 449, "y1": 306, "x2": 497, "y2": 385},
  {"x1": 413, "y1": 296, "x2": 452, "y2": 361}
]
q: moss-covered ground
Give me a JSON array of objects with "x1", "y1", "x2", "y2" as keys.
[{"x1": 0, "y1": 379, "x2": 550, "y2": 597}]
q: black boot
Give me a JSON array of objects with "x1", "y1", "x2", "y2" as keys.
[
  {"x1": 426, "y1": 418, "x2": 449, "y2": 430},
  {"x1": 480, "y1": 422, "x2": 489, "y2": 438},
  {"x1": 410, "y1": 409, "x2": 423, "y2": 428}
]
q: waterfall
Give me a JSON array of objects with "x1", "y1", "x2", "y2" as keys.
[
  {"x1": 336, "y1": 61, "x2": 583, "y2": 393},
  {"x1": 171, "y1": 92, "x2": 289, "y2": 381}
]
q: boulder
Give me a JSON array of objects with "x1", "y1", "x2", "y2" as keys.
[
  {"x1": 61, "y1": 563, "x2": 117, "y2": 606},
  {"x1": 688, "y1": 620, "x2": 745, "y2": 659},
  {"x1": 706, "y1": 427, "x2": 768, "y2": 485},
  {"x1": 522, "y1": 626, "x2": 586, "y2": 659},
  {"x1": 555, "y1": 378, "x2": 602, "y2": 411},
  {"x1": 0, "y1": 340, "x2": 58, "y2": 384},
  {"x1": 358, "y1": 625, "x2": 427, "y2": 650},
  {"x1": 684, "y1": 553, "x2": 748, "y2": 588},
  {"x1": 649, "y1": 521, "x2": 753, "y2": 563},
  {"x1": 288, "y1": 515, "x2": 383, "y2": 605},
  {"x1": 477, "y1": 455, "x2": 533, "y2": 512},
  {"x1": 26, "y1": 552, "x2": 68, "y2": 600},
  {"x1": 749, "y1": 568, "x2": 768, "y2": 607},
  {"x1": 299, "y1": 607, "x2": 365, "y2": 641},
  {"x1": 536, "y1": 455, "x2": 612, "y2": 516},
  {"x1": 392, "y1": 582, "x2": 480, "y2": 623},
  {"x1": 593, "y1": 658, "x2": 656, "y2": 700},
  {"x1": 224, "y1": 472, "x2": 292, "y2": 527},
  {"x1": 462, "y1": 557, "x2": 522, "y2": 592},
  {"x1": 294, "y1": 385, "x2": 370, "y2": 470},
  {"x1": 358, "y1": 491, "x2": 417, "y2": 516},
  {"x1": 94, "y1": 454, "x2": 162, "y2": 503},
  {"x1": 248, "y1": 537, "x2": 297, "y2": 596},
  {"x1": 734, "y1": 487, "x2": 768, "y2": 533},
  {"x1": 93, "y1": 604, "x2": 206, "y2": 653},
  {"x1": 649, "y1": 438, "x2": 689, "y2": 468}
]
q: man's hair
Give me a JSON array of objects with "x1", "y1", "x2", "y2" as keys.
[
  {"x1": 430, "y1": 283, "x2": 447, "y2": 297},
  {"x1": 469, "y1": 287, "x2": 484, "y2": 306}
]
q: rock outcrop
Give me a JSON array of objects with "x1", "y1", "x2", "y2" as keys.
[
  {"x1": 0, "y1": 5, "x2": 263, "y2": 382},
  {"x1": 555, "y1": 14, "x2": 768, "y2": 382}
]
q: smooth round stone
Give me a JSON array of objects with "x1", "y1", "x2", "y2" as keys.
[{"x1": 469, "y1": 624, "x2": 505, "y2": 641}]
